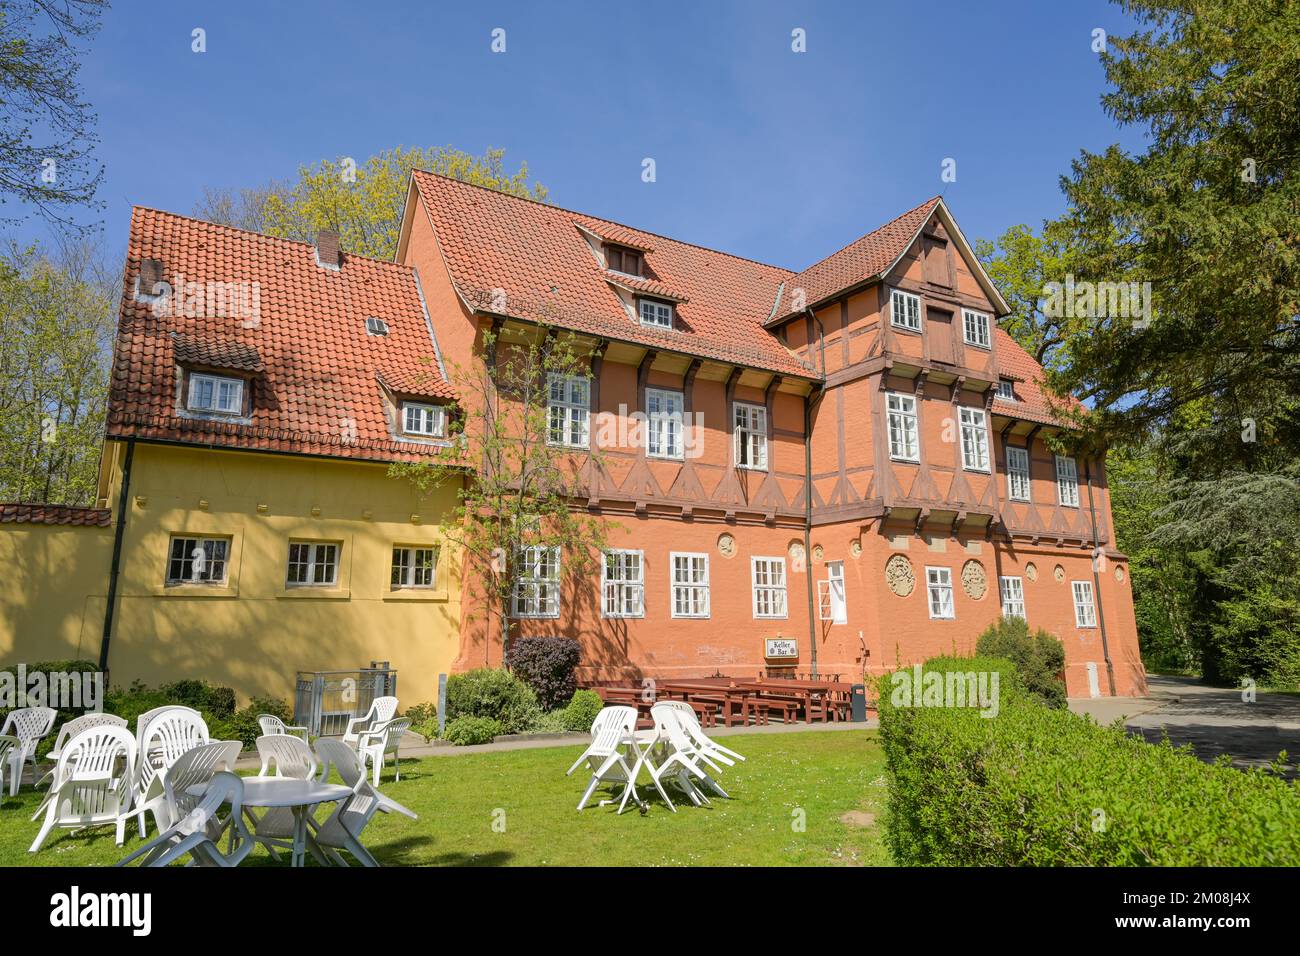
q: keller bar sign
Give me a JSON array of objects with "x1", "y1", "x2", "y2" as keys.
[{"x1": 764, "y1": 638, "x2": 798, "y2": 659}]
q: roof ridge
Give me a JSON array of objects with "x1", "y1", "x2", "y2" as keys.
[
  {"x1": 411, "y1": 169, "x2": 796, "y2": 274},
  {"x1": 792, "y1": 195, "x2": 941, "y2": 276},
  {"x1": 129, "y1": 206, "x2": 417, "y2": 273}
]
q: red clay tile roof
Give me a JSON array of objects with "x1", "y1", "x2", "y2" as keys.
[
  {"x1": 772, "y1": 197, "x2": 941, "y2": 323},
  {"x1": 411, "y1": 170, "x2": 817, "y2": 378},
  {"x1": 990, "y1": 327, "x2": 1084, "y2": 425},
  {"x1": 108, "y1": 208, "x2": 456, "y2": 463},
  {"x1": 0, "y1": 503, "x2": 112, "y2": 527}
]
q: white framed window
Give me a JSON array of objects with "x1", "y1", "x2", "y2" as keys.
[
  {"x1": 1056, "y1": 454, "x2": 1080, "y2": 507},
  {"x1": 646, "y1": 387, "x2": 684, "y2": 460},
  {"x1": 1006, "y1": 446, "x2": 1031, "y2": 502},
  {"x1": 890, "y1": 289, "x2": 921, "y2": 332},
  {"x1": 670, "y1": 552, "x2": 710, "y2": 618},
  {"x1": 926, "y1": 566, "x2": 955, "y2": 619},
  {"x1": 962, "y1": 309, "x2": 991, "y2": 348},
  {"x1": 886, "y1": 391, "x2": 920, "y2": 462},
  {"x1": 638, "y1": 299, "x2": 673, "y2": 330},
  {"x1": 286, "y1": 541, "x2": 339, "y2": 587},
  {"x1": 996, "y1": 377, "x2": 1017, "y2": 400},
  {"x1": 1000, "y1": 576, "x2": 1026, "y2": 619},
  {"x1": 512, "y1": 546, "x2": 560, "y2": 618},
  {"x1": 733, "y1": 402, "x2": 768, "y2": 470},
  {"x1": 166, "y1": 535, "x2": 230, "y2": 585},
  {"x1": 959, "y1": 407, "x2": 990, "y2": 472},
  {"x1": 1072, "y1": 580, "x2": 1097, "y2": 628},
  {"x1": 547, "y1": 373, "x2": 590, "y2": 448},
  {"x1": 818, "y1": 560, "x2": 847, "y2": 624},
  {"x1": 601, "y1": 549, "x2": 644, "y2": 618},
  {"x1": 402, "y1": 402, "x2": 446, "y2": 438},
  {"x1": 391, "y1": 546, "x2": 437, "y2": 589},
  {"x1": 751, "y1": 556, "x2": 788, "y2": 619},
  {"x1": 187, "y1": 373, "x2": 244, "y2": 415}
]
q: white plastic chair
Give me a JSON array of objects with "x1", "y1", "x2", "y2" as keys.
[
  {"x1": 648, "y1": 705, "x2": 728, "y2": 807},
  {"x1": 341, "y1": 696, "x2": 398, "y2": 750},
  {"x1": 29, "y1": 725, "x2": 136, "y2": 852},
  {"x1": 116, "y1": 771, "x2": 252, "y2": 868},
  {"x1": 135, "y1": 704, "x2": 202, "y2": 744},
  {"x1": 357, "y1": 717, "x2": 410, "y2": 786},
  {"x1": 158, "y1": 740, "x2": 242, "y2": 831},
  {"x1": 124, "y1": 709, "x2": 210, "y2": 838},
  {"x1": 257, "y1": 714, "x2": 308, "y2": 740},
  {"x1": 0, "y1": 736, "x2": 18, "y2": 797},
  {"x1": 247, "y1": 734, "x2": 320, "y2": 862},
  {"x1": 315, "y1": 738, "x2": 417, "y2": 867},
  {"x1": 1, "y1": 706, "x2": 56, "y2": 795},
  {"x1": 654, "y1": 700, "x2": 745, "y2": 765},
  {"x1": 565, "y1": 706, "x2": 660, "y2": 813},
  {"x1": 37, "y1": 713, "x2": 129, "y2": 788}
]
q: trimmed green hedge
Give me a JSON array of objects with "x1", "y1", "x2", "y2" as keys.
[{"x1": 878, "y1": 655, "x2": 1300, "y2": 866}]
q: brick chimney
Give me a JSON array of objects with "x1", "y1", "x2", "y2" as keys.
[
  {"x1": 139, "y1": 257, "x2": 164, "y2": 293},
  {"x1": 315, "y1": 230, "x2": 341, "y2": 269}
]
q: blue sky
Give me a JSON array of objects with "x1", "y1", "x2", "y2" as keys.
[{"x1": 21, "y1": 0, "x2": 1145, "y2": 267}]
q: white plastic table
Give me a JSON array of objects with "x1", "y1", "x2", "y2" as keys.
[{"x1": 190, "y1": 778, "x2": 352, "y2": 867}]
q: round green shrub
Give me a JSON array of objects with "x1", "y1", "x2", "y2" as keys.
[
  {"x1": 562, "y1": 689, "x2": 604, "y2": 732},
  {"x1": 975, "y1": 615, "x2": 1067, "y2": 707},
  {"x1": 443, "y1": 715, "x2": 502, "y2": 746},
  {"x1": 445, "y1": 668, "x2": 539, "y2": 735},
  {"x1": 405, "y1": 701, "x2": 439, "y2": 742}
]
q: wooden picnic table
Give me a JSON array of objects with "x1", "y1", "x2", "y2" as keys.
[
  {"x1": 589, "y1": 686, "x2": 719, "y2": 728},
  {"x1": 734, "y1": 679, "x2": 855, "y2": 723}
]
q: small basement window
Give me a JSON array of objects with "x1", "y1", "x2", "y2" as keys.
[
  {"x1": 187, "y1": 373, "x2": 244, "y2": 415},
  {"x1": 402, "y1": 401, "x2": 446, "y2": 438},
  {"x1": 639, "y1": 299, "x2": 673, "y2": 330},
  {"x1": 365, "y1": 317, "x2": 389, "y2": 336}
]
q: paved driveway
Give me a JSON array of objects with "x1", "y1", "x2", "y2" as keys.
[{"x1": 1071, "y1": 675, "x2": 1300, "y2": 779}]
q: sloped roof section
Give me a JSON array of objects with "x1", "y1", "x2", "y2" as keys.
[
  {"x1": 108, "y1": 208, "x2": 455, "y2": 463},
  {"x1": 411, "y1": 170, "x2": 816, "y2": 378},
  {"x1": 990, "y1": 328, "x2": 1084, "y2": 425},
  {"x1": 0, "y1": 504, "x2": 112, "y2": 527}
]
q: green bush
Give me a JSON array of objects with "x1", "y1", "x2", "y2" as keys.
[
  {"x1": 443, "y1": 715, "x2": 501, "y2": 746},
  {"x1": 529, "y1": 709, "x2": 571, "y2": 734},
  {"x1": 975, "y1": 615, "x2": 1067, "y2": 707},
  {"x1": 561, "y1": 689, "x2": 604, "y2": 732},
  {"x1": 159, "y1": 679, "x2": 236, "y2": 719},
  {"x1": 445, "y1": 668, "x2": 539, "y2": 735},
  {"x1": 877, "y1": 656, "x2": 1300, "y2": 866},
  {"x1": 406, "y1": 701, "x2": 439, "y2": 742}
]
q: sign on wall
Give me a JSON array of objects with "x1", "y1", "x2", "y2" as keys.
[{"x1": 764, "y1": 637, "x2": 798, "y2": 659}]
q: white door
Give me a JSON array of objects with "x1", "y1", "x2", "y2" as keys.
[{"x1": 1086, "y1": 662, "x2": 1101, "y2": 699}]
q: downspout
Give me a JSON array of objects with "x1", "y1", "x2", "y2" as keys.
[
  {"x1": 99, "y1": 439, "x2": 135, "y2": 674},
  {"x1": 1084, "y1": 460, "x2": 1116, "y2": 696},
  {"x1": 803, "y1": 308, "x2": 828, "y2": 677}
]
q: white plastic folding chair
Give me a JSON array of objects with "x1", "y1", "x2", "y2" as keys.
[
  {"x1": 648, "y1": 704, "x2": 728, "y2": 807},
  {"x1": 565, "y1": 705, "x2": 666, "y2": 813},
  {"x1": 257, "y1": 714, "x2": 309, "y2": 740},
  {"x1": 37, "y1": 713, "x2": 129, "y2": 788},
  {"x1": 655, "y1": 700, "x2": 745, "y2": 765},
  {"x1": 116, "y1": 772, "x2": 252, "y2": 868},
  {"x1": 247, "y1": 734, "x2": 320, "y2": 862},
  {"x1": 29, "y1": 725, "x2": 136, "y2": 852},
  {"x1": 1, "y1": 706, "x2": 56, "y2": 795},
  {"x1": 314, "y1": 738, "x2": 417, "y2": 867},
  {"x1": 123, "y1": 709, "x2": 210, "y2": 838},
  {"x1": 357, "y1": 717, "x2": 410, "y2": 786},
  {"x1": 341, "y1": 696, "x2": 398, "y2": 751},
  {"x1": 157, "y1": 740, "x2": 242, "y2": 830}
]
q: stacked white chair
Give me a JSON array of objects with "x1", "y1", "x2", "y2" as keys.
[
  {"x1": 566, "y1": 705, "x2": 670, "y2": 813},
  {"x1": 257, "y1": 713, "x2": 309, "y2": 740},
  {"x1": 341, "y1": 696, "x2": 398, "y2": 750},
  {"x1": 647, "y1": 704, "x2": 729, "y2": 808},
  {"x1": 247, "y1": 733, "x2": 319, "y2": 862},
  {"x1": 654, "y1": 700, "x2": 745, "y2": 764},
  {"x1": 1, "y1": 706, "x2": 56, "y2": 795},
  {"x1": 315, "y1": 738, "x2": 417, "y2": 867},
  {"x1": 29, "y1": 725, "x2": 136, "y2": 852},
  {"x1": 357, "y1": 717, "x2": 410, "y2": 786},
  {"x1": 116, "y1": 771, "x2": 252, "y2": 867},
  {"x1": 124, "y1": 708, "x2": 210, "y2": 838},
  {"x1": 45, "y1": 713, "x2": 129, "y2": 764},
  {"x1": 157, "y1": 740, "x2": 242, "y2": 831}
]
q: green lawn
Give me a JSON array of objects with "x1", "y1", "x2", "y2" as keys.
[{"x1": 1, "y1": 729, "x2": 890, "y2": 866}]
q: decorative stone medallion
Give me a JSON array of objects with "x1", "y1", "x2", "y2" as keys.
[
  {"x1": 788, "y1": 541, "x2": 806, "y2": 566},
  {"x1": 961, "y1": 560, "x2": 988, "y2": 600},
  {"x1": 1025, "y1": 562, "x2": 1038, "y2": 582},
  {"x1": 1054, "y1": 564, "x2": 1066, "y2": 583},
  {"x1": 717, "y1": 533, "x2": 736, "y2": 558},
  {"x1": 812, "y1": 544, "x2": 825, "y2": 562},
  {"x1": 885, "y1": 554, "x2": 915, "y2": 597},
  {"x1": 849, "y1": 539, "x2": 862, "y2": 558},
  {"x1": 1115, "y1": 565, "x2": 1126, "y2": 584}
]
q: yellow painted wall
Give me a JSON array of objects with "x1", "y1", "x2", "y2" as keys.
[{"x1": 0, "y1": 441, "x2": 464, "y2": 708}]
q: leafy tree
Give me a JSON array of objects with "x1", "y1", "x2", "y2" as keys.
[
  {"x1": 195, "y1": 145, "x2": 547, "y2": 259},
  {"x1": 0, "y1": 240, "x2": 115, "y2": 505},
  {"x1": 391, "y1": 327, "x2": 609, "y2": 664},
  {"x1": 0, "y1": 0, "x2": 106, "y2": 227}
]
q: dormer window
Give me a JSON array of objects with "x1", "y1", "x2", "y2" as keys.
[
  {"x1": 402, "y1": 401, "x2": 446, "y2": 438},
  {"x1": 639, "y1": 298, "x2": 673, "y2": 330},
  {"x1": 996, "y1": 378, "x2": 1017, "y2": 401},
  {"x1": 187, "y1": 373, "x2": 244, "y2": 415},
  {"x1": 365, "y1": 317, "x2": 389, "y2": 336},
  {"x1": 605, "y1": 244, "x2": 643, "y2": 277}
]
